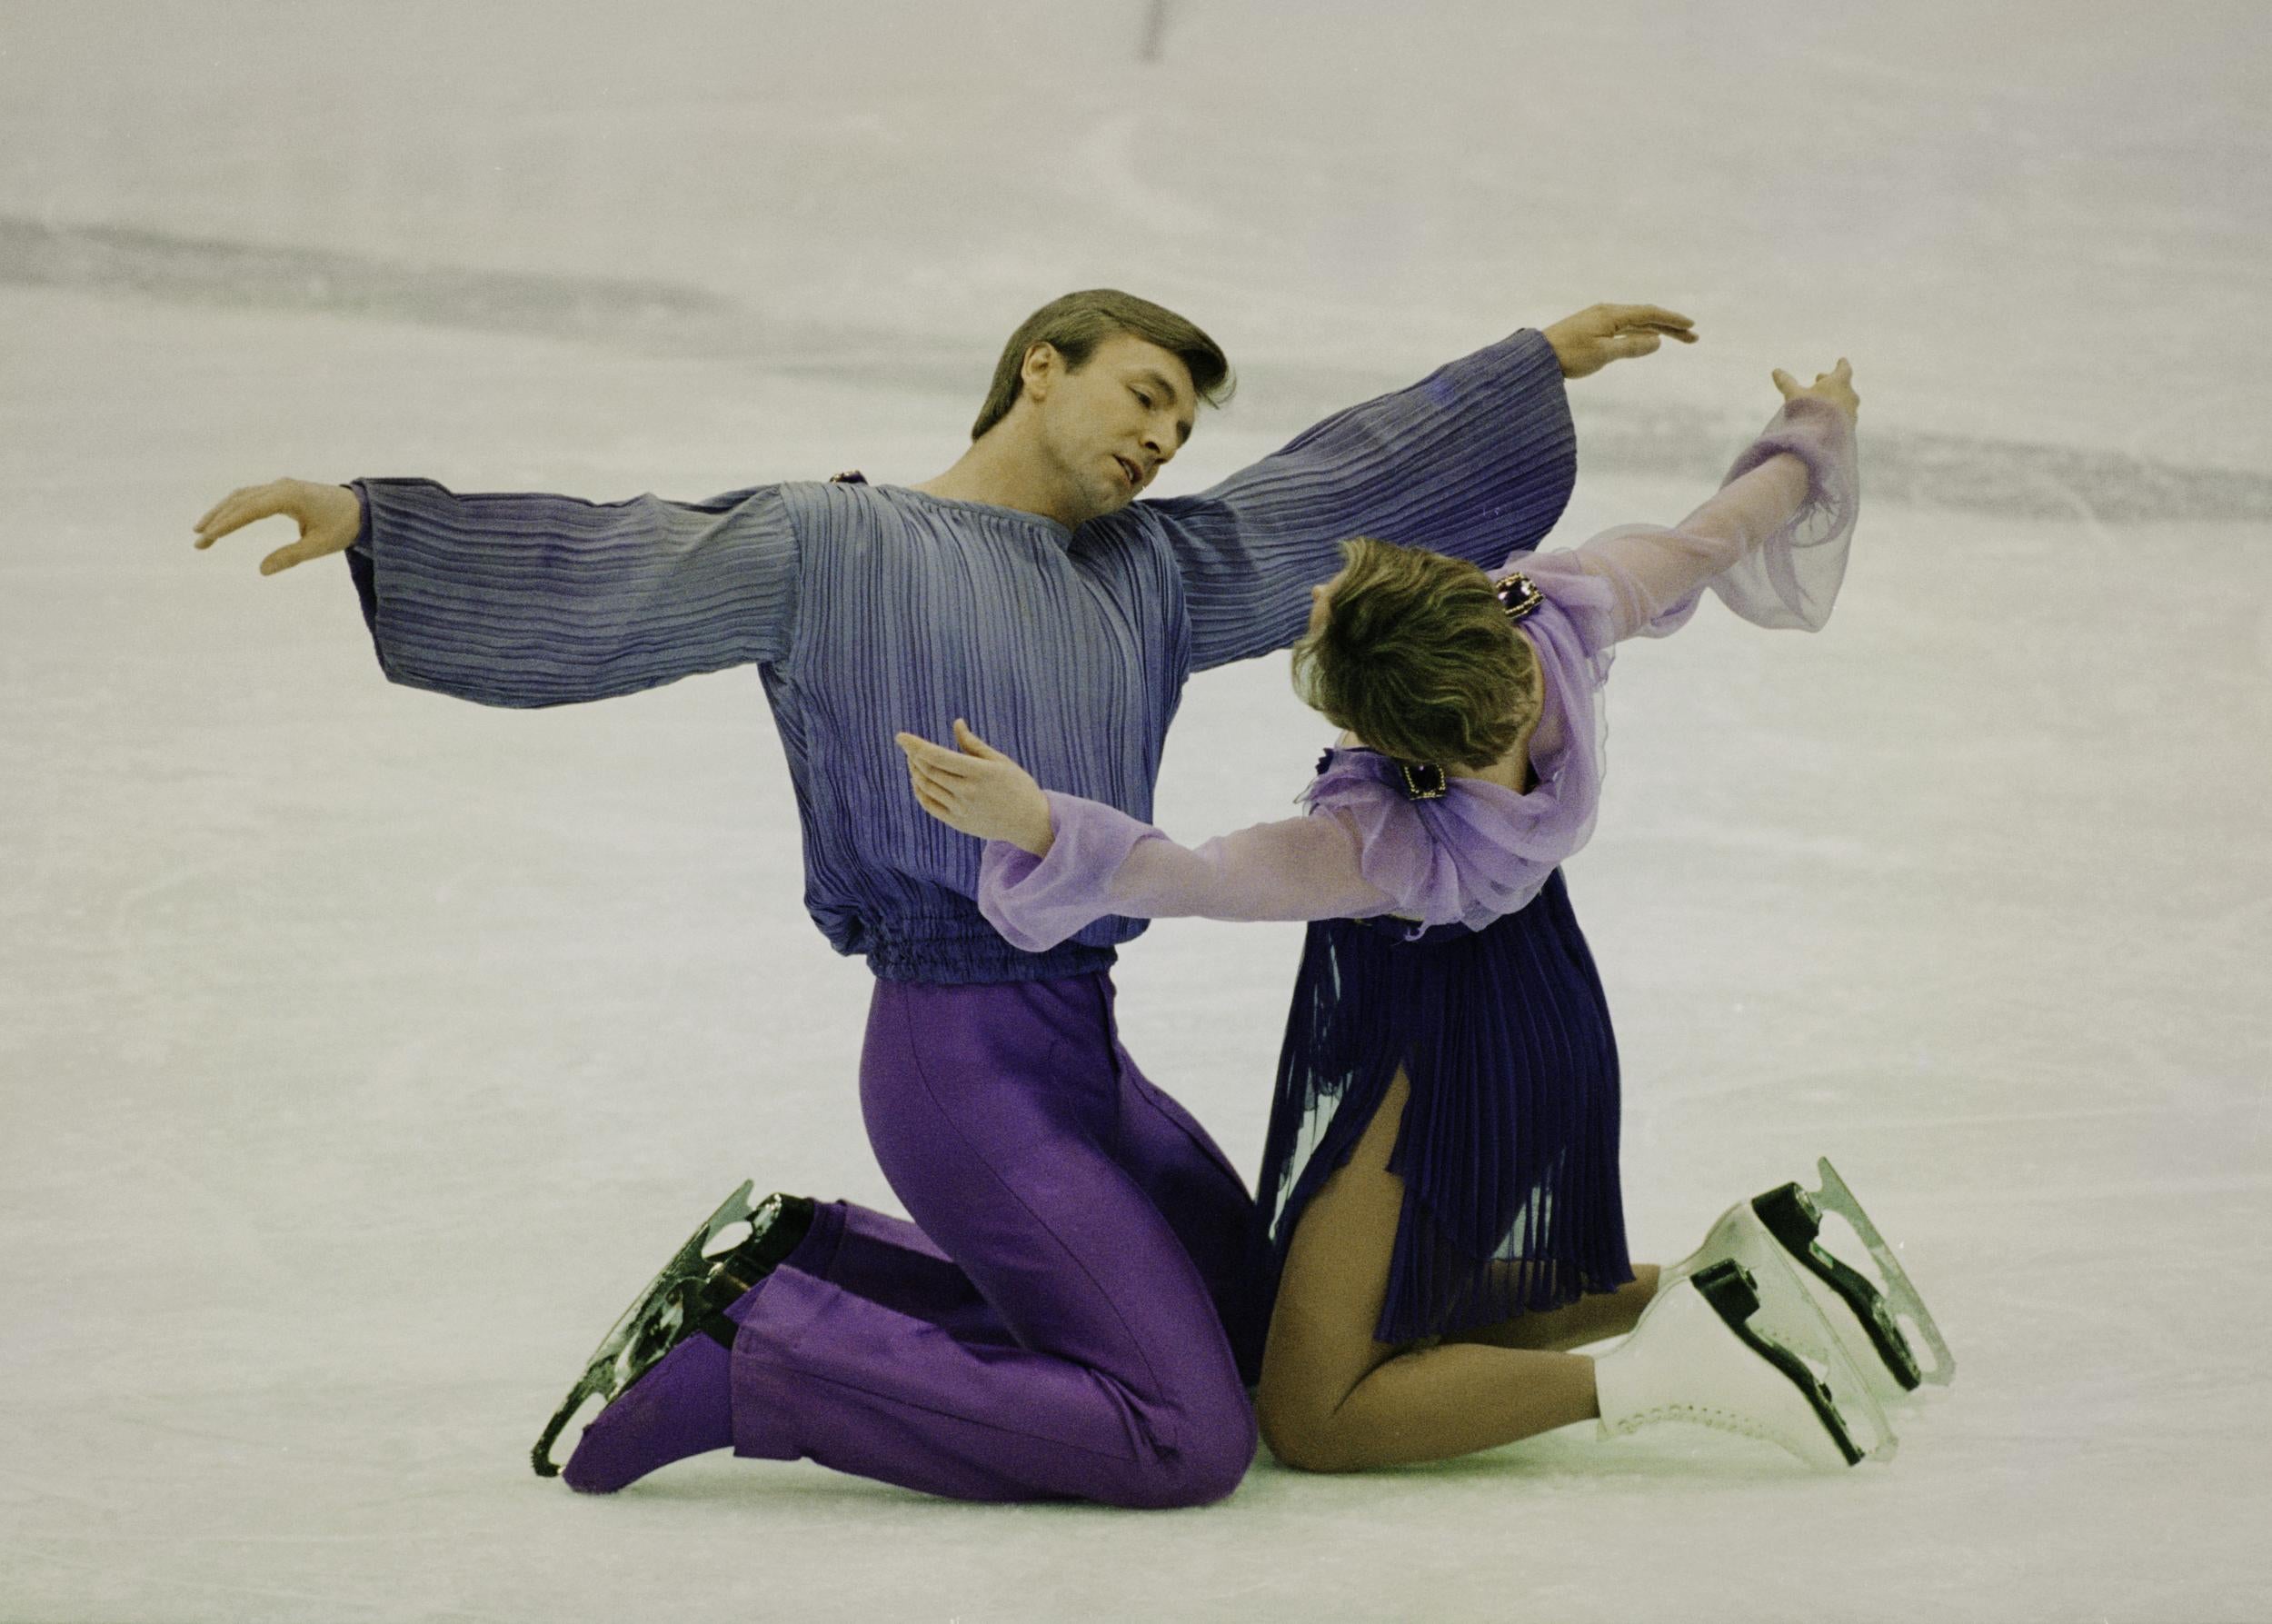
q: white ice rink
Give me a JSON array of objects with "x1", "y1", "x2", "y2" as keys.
[{"x1": 3, "y1": 4, "x2": 2268, "y2": 1620}]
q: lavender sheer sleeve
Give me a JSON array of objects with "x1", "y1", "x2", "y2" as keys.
[
  {"x1": 1525, "y1": 395, "x2": 1859, "y2": 650},
  {"x1": 976, "y1": 792, "x2": 1397, "y2": 953}
]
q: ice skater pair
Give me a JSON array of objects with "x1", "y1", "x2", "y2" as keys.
[
  {"x1": 202, "y1": 289, "x2": 1701, "y2": 1504},
  {"x1": 893, "y1": 357, "x2": 1955, "y2": 1473},
  {"x1": 196, "y1": 284, "x2": 1948, "y2": 1498},
  {"x1": 546, "y1": 356, "x2": 1953, "y2": 1492}
]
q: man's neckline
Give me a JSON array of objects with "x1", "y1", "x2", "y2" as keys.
[{"x1": 886, "y1": 483, "x2": 1078, "y2": 537}]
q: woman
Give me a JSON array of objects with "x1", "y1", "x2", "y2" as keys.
[{"x1": 901, "y1": 361, "x2": 1942, "y2": 1473}]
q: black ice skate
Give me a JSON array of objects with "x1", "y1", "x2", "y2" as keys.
[
  {"x1": 1753, "y1": 1156, "x2": 1954, "y2": 1390},
  {"x1": 530, "y1": 1181, "x2": 794, "y2": 1479}
]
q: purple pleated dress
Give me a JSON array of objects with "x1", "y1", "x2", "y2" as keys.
[{"x1": 1260, "y1": 756, "x2": 1630, "y2": 1341}]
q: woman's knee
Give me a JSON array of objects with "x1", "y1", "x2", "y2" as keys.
[{"x1": 1257, "y1": 1387, "x2": 1357, "y2": 1475}]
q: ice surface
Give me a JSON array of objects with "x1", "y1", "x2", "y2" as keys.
[{"x1": 3, "y1": 4, "x2": 2268, "y2": 1621}]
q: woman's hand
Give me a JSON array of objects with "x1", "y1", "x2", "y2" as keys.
[
  {"x1": 194, "y1": 478, "x2": 362, "y2": 574},
  {"x1": 895, "y1": 720, "x2": 1055, "y2": 856},
  {"x1": 1772, "y1": 358, "x2": 1859, "y2": 421}
]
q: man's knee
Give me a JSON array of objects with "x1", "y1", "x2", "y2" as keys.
[{"x1": 1122, "y1": 1410, "x2": 1259, "y2": 1508}]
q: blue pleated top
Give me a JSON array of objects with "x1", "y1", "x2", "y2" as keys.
[{"x1": 344, "y1": 329, "x2": 1576, "y2": 982}]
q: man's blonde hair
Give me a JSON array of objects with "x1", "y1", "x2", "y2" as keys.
[{"x1": 1291, "y1": 537, "x2": 1540, "y2": 771}]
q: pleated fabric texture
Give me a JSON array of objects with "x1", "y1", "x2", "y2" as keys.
[
  {"x1": 342, "y1": 328, "x2": 1577, "y2": 984},
  {"x1": 1257, "y1": 867, "x2": 1632, "y2": 1344}
]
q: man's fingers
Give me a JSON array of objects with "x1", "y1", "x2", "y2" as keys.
[
  {"x1": 196, "y1": 483, "x2": 294, "y2": 547},
  {"x1": 1596, "y1": 304, "x2": 1693, "y2": 334},
  {"x1": 1772, "y1": 368, "x2": 1799, "y2": 398},
  {"x1": 259, "y1": 543, "x2": 311, "y2": 576},
  {"x1": 1605, "y1": 332, "x2": 1662, "y2": 361},
  {"x1": 193, "y1": 488, "x2": 242, "y2": 532},
  {"x1": 203, "y1": 484, "x2": 282, "y2": 537},
  {"x1": 194, "y1": 483, "x2": 274, "y2": 535},
  {"x1": 194, "y1": 493, "x2": 254, "y2": 546}
]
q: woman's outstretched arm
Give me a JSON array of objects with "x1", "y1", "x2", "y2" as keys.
[
  {"x1": 896, "y1": 722, "x2": 1395, "y2": 951},
  {"x1": 1545, "y1": 361, "x2": 1861, "y2": 645}
]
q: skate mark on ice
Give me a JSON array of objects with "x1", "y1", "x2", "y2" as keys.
[
  {"x1": 0, "y1": 215, "x2": 730, "y2": 344},
  {"x1": 5, "y1": 215, "x2": 2270, "y2": 524}
]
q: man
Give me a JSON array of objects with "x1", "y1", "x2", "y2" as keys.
[{"x1": 194, "y1": 291, "x2": 1694, "y2": 1506}]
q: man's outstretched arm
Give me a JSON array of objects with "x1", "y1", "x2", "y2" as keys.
[
  {"x1": 194, "y1": 475, "x2": 798, "y2": 709},
  {"x1": 1150, "y1": 304, "x2": 1694, "y2": 672}
]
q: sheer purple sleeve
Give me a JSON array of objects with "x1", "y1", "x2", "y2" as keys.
[
  {"x1": 1522, "y1": 396, "x2": 1858, "y2": 650},
  {"x1": 1301, "y1": 748, "x2": 1591, "y2": 933},
  {"x1": 976, "y1": 791, "x2": 1396, "y2": 952}
]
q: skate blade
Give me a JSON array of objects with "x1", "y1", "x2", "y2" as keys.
[
  {"x1": 1752, "y1": 1184, "x2": 1923, "y2": 1394},
  {"x1": 532, "y1": 1373, "x2": 611, "y2": 1479},
  {"x1": 1807, "y1": 1157, "x2": 1955, "y2": 1387},
  {"x1": 530, "y1": 1180, "x2": 764, "y2": 1480},
  {"x1": 1695, "y1": 1258, "x2": 1898, "y2": 1470},
  {"x1": 1681, "y1": 1201, "x2": 1908, "y2": 1407}
]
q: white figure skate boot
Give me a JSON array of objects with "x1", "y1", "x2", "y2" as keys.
[{"x1": 1596, "y1": 1250, "x2": 1898, "y2": 1470}]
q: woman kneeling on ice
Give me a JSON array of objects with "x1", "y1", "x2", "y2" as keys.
[{"x1": 901, "y1": 359, "x2": 1951, "y2": 1473}]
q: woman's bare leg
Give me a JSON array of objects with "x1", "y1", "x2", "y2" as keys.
[
  {"x1": 1441, "y1": 1266, "x2": 1661, "y2": 1353},
  {"x1": 1257, "y1": 1071, "x2": 1606, "y2": 1473}
]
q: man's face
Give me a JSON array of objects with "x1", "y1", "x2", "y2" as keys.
[{"x1": 1029, "y1": 333, "x2": 1197, "y2": 520}]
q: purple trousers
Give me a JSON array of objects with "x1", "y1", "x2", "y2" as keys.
[{"x1": 723, "y1": 971, "x2": 1269, "y2": 1506}]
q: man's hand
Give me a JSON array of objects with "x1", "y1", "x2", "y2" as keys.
[
  {"x1": 193, "y1": 479, "x2": 361, "y2": 574},
  {"x1": 896, "y1": 720, "x2": 1055, "y2": 856},
  {"x1": 1542, "y1": 304, "x2": 1698, "y2": 380},
  {"x1": 1773, "y1": 358, "x2": 1859, "y2": 421}
]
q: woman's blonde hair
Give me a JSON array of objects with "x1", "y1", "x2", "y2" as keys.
[{"x1": 1290, "y1": 536, "x2": 1540, "y2": 771}]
